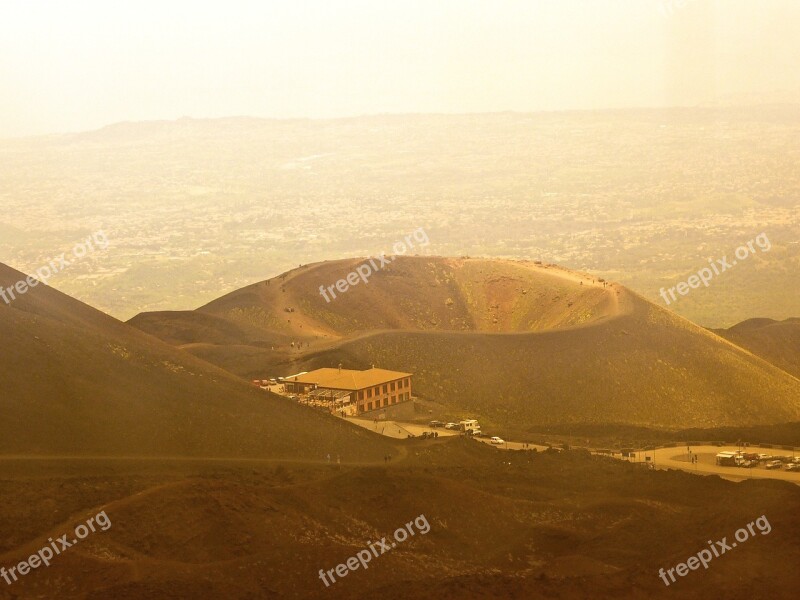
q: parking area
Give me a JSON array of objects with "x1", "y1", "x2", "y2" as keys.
[
  {"x1": 338, "y1": 415, "x2": 800, "y2": 486},
  {"x1": 347, "y1": 418, "x2": 461, "y2": 439},
  {"x1": 643, "y1": 445, "x2": 800, "y2": 484}
]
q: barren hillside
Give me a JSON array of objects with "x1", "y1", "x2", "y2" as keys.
[
  {"x1": 130, "y1": 257, "x2": 800, "y2": 430},
  {"x1": 0, "y1": 262, "x2": 393, "y2": 459}
]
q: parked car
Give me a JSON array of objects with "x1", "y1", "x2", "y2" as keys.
[
  {"x1": 785, "y1": 463, "x2": 800, "y2": 472},
  {"x1": 756, "y1": 453, "x2": 771, "y2": 461},
  {"x1": 268, "y1": 378, "x2": 277, "y2": 385},
  {"x1": 444, "y1": 423, "x2": 458, "y2": 430},
  {"x1": 765, "y1": 460, "x2": 783, "y2": 469},
  {"x1": 490, "y1": 436, "x2": 505, "y2": 445},
  {"x1": 739, "y1": 460, "x2": 758, "y2": 468},
  {"x1": 429, "y1": 420, "x2": 446, "y2": 428}
]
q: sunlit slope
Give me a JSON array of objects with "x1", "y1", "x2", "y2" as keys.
[
  {"x1": 0, "y1": 263, "x2": 392, "y2": 458},
  {"x1": 195, "y1": 257, "x2": 617, "y2": 338}
]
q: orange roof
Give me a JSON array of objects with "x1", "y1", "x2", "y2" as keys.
[{"x1": 286, "y1": 367, "x2": 412, "y2": 391}]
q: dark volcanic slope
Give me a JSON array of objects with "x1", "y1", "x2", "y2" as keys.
[
  {"x1": 129, "y1": 257, "x2": 800, "y2": 430},
  {"x1": 129, "y1": 309, "x2": 294, "y2": 347},
  {"x1": 0, "y1": 263, "x2": 392, "y2": 459},
  {"x1": 293, "y1": 297, "x2": 800, "y2": 431},
  {"x1": 714, "y1": 318, "x2": 800, "y2": 379},
  {"x1": 0, "y1": 441, "x2": 798, "y2": 599}
]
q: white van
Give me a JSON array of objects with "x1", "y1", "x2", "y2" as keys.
[{"x1": 460, "y1": 419, "x2": 481, "y2": 434}]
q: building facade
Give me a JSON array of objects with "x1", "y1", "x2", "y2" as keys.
[{"x1": 282, "y1": 367, "x2": 412, "y2": 414}]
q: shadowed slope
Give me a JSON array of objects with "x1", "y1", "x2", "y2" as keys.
[
  {"x1": 0, "y1": 263, "x2": 393, "y2": 459},
  {"x1": 128, "y1": 310, "x2": 293, "y2": 347},
  {"x1": 713, "y1": 318, "x2": 800, "y2": 379},
  {"x1": 0, "y1": 442, "x2": 798, "y2": 599},
  {"x1": 289, "y1": 289, "x2": 800, "y2": 430}
]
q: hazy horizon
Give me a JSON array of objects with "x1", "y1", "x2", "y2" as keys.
[
  {"x1": 2, "y1": 2, "x2": 800, "y2": 598},
  {"x1": 2, "y1": 0, "x2": 800, "y2": 137}
]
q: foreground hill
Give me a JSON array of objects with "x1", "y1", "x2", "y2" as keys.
[
  {"x1": 0, "y1": 441, "x2": 797, "y2": 599},
  {"x1": 713, "y1": 318, "x2": 800, "y2": 379},
  {"x1": 130, "y1": 257, "x2": 800, "y2": 431},
  {"x1": 0, "y1": 263, "x2": 392, "y2": 459}
]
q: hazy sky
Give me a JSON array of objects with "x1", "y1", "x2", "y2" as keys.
[{"x1": 1, "y1": 0, "x2": 799, "y2": 137}]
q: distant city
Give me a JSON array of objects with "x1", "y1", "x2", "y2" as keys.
[{"x1": 2, "y1": 109, "x2": 799, "y2": 327}]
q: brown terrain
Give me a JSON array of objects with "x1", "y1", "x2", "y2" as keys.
[
  {"x1": 1, "y1": 442, "x2": 799, "y2": 599},
  {"x1": 2, "y1": 259, "x2": 800, "y2": 599},
  {"x1": 714, "y1": 318, "x2": 800, "y2": 379},
  {"x1": 131, "y1": 256, "x2": 800, "y2": 433},
  {"x1": 0, "y1": 262, "x2": 393, "y2": 459}
]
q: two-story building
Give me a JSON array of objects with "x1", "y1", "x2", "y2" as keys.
[{"x1": 282, "y1": 366, "x2": 413, "y2": 415}]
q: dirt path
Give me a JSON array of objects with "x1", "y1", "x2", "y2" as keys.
[{"x1": 0, "y1": 453, "x2": 405, "y2": 467}]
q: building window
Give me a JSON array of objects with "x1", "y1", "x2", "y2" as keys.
[
  {"x1": 367, "y1": 388, "x2": 372, "y2": 398},
  {"x1": 359, "y1": 391, "x2": 364, "y2": 400},
  {"x1": 391, "y1": 381, "x2": 396, "y2": 391},
  {"x1": 391, "y1": 395, "x2": 396, "y2": 404},
  {"x1": 382, "y1": 384, "x2": 387, "y2": 394}
]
